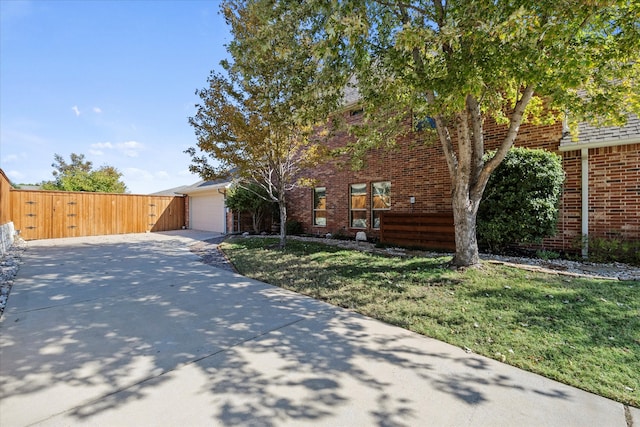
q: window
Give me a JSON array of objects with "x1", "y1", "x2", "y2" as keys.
[
  {"x1": 372, "y1": 181, "x2": 391, "y2": 229},
  {"x1": 350, "y1": 183, "x2": 367, "y2": 228},
  {"x1": 313, "y1": 187, "x2": 326, "y2": 226}
]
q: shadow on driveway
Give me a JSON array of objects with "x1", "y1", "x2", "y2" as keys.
[{"x1": 0, "y1": 232, "x2": 626, "y2": 426}]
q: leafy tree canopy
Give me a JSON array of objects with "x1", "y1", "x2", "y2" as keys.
[
  {"x1": 41, "y1": 153, "x2": 127, "y2": 193},
  {"x1": 264, "y1": 0, "x2": 639, "y2": 266},
  {"x1": 186, "y1": 0, "x2": 334, "y2": 247}
]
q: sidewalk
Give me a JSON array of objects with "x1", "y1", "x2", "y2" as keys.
[{"x1": 1, "y1": 231, "x2": 636, "y2": 426}]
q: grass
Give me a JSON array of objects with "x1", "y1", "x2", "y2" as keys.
[{"x1": 220, "y1": 237, "x2": 640, "y2": 407}]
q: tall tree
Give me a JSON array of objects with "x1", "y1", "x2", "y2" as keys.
[
  {"x1": 41, "y1": 153, "x2": 127, "y2": 193},
  {"x1": 186, "y1": 1, "x2": 335, "y2": 248},
  {"x1": 275, "y1": 0, "x2": 639, "y2": 267}
]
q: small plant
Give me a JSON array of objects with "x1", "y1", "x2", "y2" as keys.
[
  {"x1": 536, "y1": 249, "x2": 560, "y2": 260},
  {"x1": 331, "y1": 228, "x2": 351, "y2": 240},
  {"x1": 285, "y1": 219, "x2": 303, "y2": 235},
  {"x1": 584, "y1": 235, "x2": 640, "y2": 266}
]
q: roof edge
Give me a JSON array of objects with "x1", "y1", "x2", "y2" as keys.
[
  {"x1": 558, "y1": 136, "x2": 640, "y2": 152},
  {"x1": 182, "y1": 181, "x2": 233, "y2": 195}
]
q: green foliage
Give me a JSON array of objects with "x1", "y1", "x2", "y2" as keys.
[
  {"x1": 225, "y1": 182, "x2": 272, "y2": 212},
  {"x1": 186, "y1": 0, "x2": 336, "y2": 248},
  {"x1": 285, "y1": 220, "x2": 303, "y2": 236},
  {"x1": 478, "y1": 148, "x2": 565, "y2": 251},
  {"x1": 536, "y1": 250, "x2": 561, "y2": 261},
  {"x1": 268, "y1": 0, "x2": 639, "y2": 267},
  {"x1": 40, "y1": 153, "x2": 127, "y2": 193},
  {"x1": 226, "y1": 182, "x2": 276, "y2": 233},
  {"x1": 331, "y1": 228, "x2": 350, "y2": 241},
  {"x1": 584, "y1": 236, "x2": 640, "y2": 266}
]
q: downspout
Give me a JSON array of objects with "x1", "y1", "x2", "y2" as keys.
[{"x1": 581, "y1": 148, "x2": 589, "y2": 258}]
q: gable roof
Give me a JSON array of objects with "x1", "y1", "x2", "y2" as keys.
[
  {"x1": 149, "y1": 185, "x2": 192, "y2": 196},
  {"x1": 560, "y1": 114, "x2": 640, "y2": 149},
  {"x1": 150, "y1": 177, "x2": 233, "y2": 196},
  {"x1": 179, "y1": 177, "x2": 233, "y2": 195}
]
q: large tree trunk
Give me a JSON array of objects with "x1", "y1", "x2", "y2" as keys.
[
  {"x1": 430, "y1": 89, "x2": 535, "y2": 268},
  {"x1": 450, "y1": 184, "x2": 482, "y2": 267}
]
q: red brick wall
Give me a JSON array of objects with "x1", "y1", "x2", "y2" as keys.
[
  {"x1": 287, "y1": 111, "x2": 640, "y2": 250},
  {"x1": 288, "y1": 112, "x2": 454, "y2": 239},
  {"x1": 558, "y1": 144, "x2": 640, "y2": 248}
]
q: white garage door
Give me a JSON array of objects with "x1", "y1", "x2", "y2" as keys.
[{"x1": 190, "y1": 194, "x2": 225, "y2": 232}]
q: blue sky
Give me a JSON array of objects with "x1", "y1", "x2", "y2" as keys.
[{"x1": 0, "y1": 0, "x2": 230, "y2": 194}]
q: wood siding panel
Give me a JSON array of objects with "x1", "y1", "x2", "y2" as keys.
[{"x1": 380, "y1": 212, "x2": 455, "y2": 250}]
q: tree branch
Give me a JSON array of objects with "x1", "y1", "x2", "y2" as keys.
[
  {"x1": 479, "y1": 84, "x2": 536, "y2": 186},
  {"x1": 466, "y1": 94, "x2": 484, "y2": 187},
  {"x1": 426, "y1": 90, "x2": 457, "y2": 178}
]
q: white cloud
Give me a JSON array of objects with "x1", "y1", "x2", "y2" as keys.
[
  {"x1": 93, "y1": 107, "x2": 102, "y2": 113},
  {"x1": 88, "y1": 141, "x2": 142, "y2": 157},
  {"x1": 71, "y1": 105, "x2": 81, "y2": 116},
  {"x1": 124, "y1": 167, "x2": 154, "y2": 181},
  {"x1": 1, "y1": 154, "x2": 19, "y2": 163},
  {"x1": 116, "y1": 140, "x2": 143, "y2": 157},
  {"x1": 89, "y1": 149, "x2": 104, "y2": 156},
  {"x1": 91, "y1": 142, "x2": 114, "y2": 149},
  {"x1": 6, "y1": 170, "x2": 25, "y2": 181}
]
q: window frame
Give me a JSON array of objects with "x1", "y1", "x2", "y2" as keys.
[
  {"x1": 313, "y1": 186, "x2": 327, "y2": 227},
  {"x1": 349, "y1": 183, "x2": 367, "y2": 229},
  {"x1": 371, "y1": 181, "x2": 391, "y2": 229}
]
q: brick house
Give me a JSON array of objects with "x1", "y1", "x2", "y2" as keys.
[{"x1": 286, "y1": 108, "x2": 640, "y2": 253}]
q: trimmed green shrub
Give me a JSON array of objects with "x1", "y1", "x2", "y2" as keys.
[
  {"x1": 285, "y1": 220, "x2": 303, "y2": 235},
  {"x1": 478, "y1": 148, "x2": 565, "y2": 252}
]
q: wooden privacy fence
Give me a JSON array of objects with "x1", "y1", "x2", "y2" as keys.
[
  {"x1": 0, "y1": 170, "x2": 11, "y2": 225},
  {"x1": 379, "y1": 212, "x2": 456, "y2": 250},
  {"x1": 9, "y1": 190, "x2": 185, "y2": 240}
]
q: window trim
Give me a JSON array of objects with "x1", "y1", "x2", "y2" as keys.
[
  {"x1": 371, "y1": 181, "x2": 391, "y2": 229},
  {"x1": 313, "y1": 186, "x2": 327, "y2": 227},
  {"x1": 349, "y1": 183, "x2": 367, "y2": 229}
]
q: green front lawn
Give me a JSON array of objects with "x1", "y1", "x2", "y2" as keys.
[{"x1": 220, "y1": 237, "x2": 639, "y2": 407}]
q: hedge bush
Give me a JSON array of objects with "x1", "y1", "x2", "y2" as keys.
[{"x1": 478, "y1": 148, "x2": 565, "y2": 252}]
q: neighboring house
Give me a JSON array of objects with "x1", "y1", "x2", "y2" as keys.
[
  {"x1": 155, "y1": 177, "x2": 277, "y2": 235},
  {"x1": 286, "y1": 108, "x2": 640, "y2": 253},
  {"x1": 171, "y1": 179, "x2": 232, "y2": 233}
]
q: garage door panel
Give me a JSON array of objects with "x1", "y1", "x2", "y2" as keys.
[{"x1": 191, "y1": 194, "x2": 225, "y2": 232}]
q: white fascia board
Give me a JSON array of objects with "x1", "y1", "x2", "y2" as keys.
[
  {"x1": 559, "y1": 136, "x2": 640, "y2": 152},
  {"x1": 182, "y1": 181, "x2": 233, "y2": 195}
]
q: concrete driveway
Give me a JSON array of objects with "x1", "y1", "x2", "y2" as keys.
[{"x1": 0, "y1": 231, "x2": 635, "y2": 426}]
